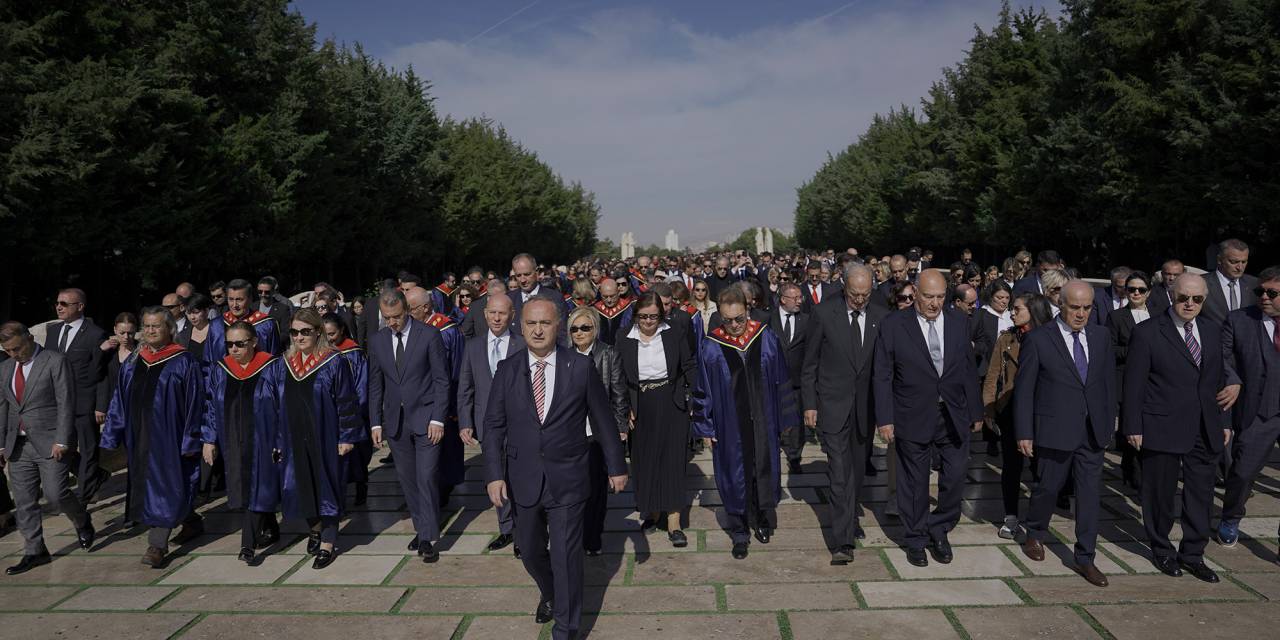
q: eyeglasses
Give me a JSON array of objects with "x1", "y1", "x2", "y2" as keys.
[
  {"x1": 693, "y1": 287, "x2": 707, "y2": 293},
  {"x1": 1175, "y1": 294, "x2": 1206, "y2": 305},
  {"x1": 289, "y1": 328, "x2": 316, "y2": 337},
  {"x1": 54, "y1": 300, "x2": 81, "y2": 308},
  {"x1": 722, "y1": 315, "x2": 748, "y2": 326},
  {"x1": 896, "y1": 294, "x2": 915, "y2": 303},
  {"x1": 226, "y1": 339, "x2": 253, "y2": 349},
  {"x1": 1255, "y1": 287, "x2": 1280, "y2": 300},
  {"x1": 634, "y1": 313, "x2": 661, "y2": 322},
  {"x1": 1126, "y1": 286, "x2": 1149, "y2": 294},
  {"x1": 569, "y1": 324, "x2": 594, "y2": 334},
  {"x1": 162, "y1": 303, "x2": 182, "y2": 310}
]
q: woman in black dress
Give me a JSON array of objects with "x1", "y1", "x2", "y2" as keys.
[
  {"x1": 176, "y1": 293, "x2": 213, "y2": 363},
  {"x1": 617, "y1": 291, "x2": 696, "y2": 546},
  {"x1": 1110, "y1": 270, "x2": 1153, "y2": 490}
]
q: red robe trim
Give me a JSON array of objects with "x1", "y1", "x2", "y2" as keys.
[
  {"x1": 223, "y1": 309, "x2": 271, "y2": 326},
  {"x1": 708, "y1": 319, "x2": 765, "y2": 352},
  {"x1": 593, "y1": 298, "x2": 635, "y2": 320},
  {"x1": 629, "y1": 268, "x2": 649, "y2": 292},
  {"x1": 286, "y1": 349, "x2": 339, "y2": 381},
  {"x1": 333, "y1": 338, "x2": 360, "y2": 353},
  {"x1": 425, "y1": 312, "x2": 456, "y2": 331},
  {"x1": 435, "y1": 283, "x2": 456, "y2": 296},
  {"x1": 138, "y1": 343, "x2": 186, "y2": 365},
  {"x1": 681, "y1": 303, "x2": 698, "y2": 316},
  {"x1": 220, "y1": 351, "x2": 276, "y2": 380}
]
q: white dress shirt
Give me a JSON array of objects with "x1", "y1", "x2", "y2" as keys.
[
  {"x1": 915, "y1": 311, "x2": 945, "y2": 362},
  {"x1": 1262, "y1": 315, "x2": 1277, "y2": 346},
  {"x1": 1131, "y1": 308, "x2": 1151, "y2": 324},
  {"x1": 780, "y1": 310, "x2": 799, "y2": 342},
  {"x1": 846, "y1": 306, "x2": 867, "y2": 342},
  {"x1": 11, "y1": 347, "x2": 40, "y2": 438},
  {"x1": 985, "y1": 306, "x2": 1013, "y2": 335},
  {"x1": 521, "y1": 285, "x2": 542, "y2": 303},
  {"x1": 629, "y1": 324, "x2": 670, "y2": 380},
  {"x1": 1172, "y1": 310, "x2": 1201, "y2": 348},
  {"x1": 807, "y1": 283, "x2": 823, "y2": 304},
  {"x1": 54, "y1": 317, "x2": 84, "y2": 350},
  {"x1": 1216, "y1": 269, "x2": 1240, "y2": 310},
  {"x1": 529, "y1": 349, "x2": 557, "y2": 419},
  {"x1": 1056, "y1": 317, "x2": 1088, "y2": 363}
]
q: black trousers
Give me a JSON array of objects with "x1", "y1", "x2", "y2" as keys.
[
  {"x1": 1222, "y1": 414, "x2": 1280, "y2": 526},
  {"x1": 71, "y1": 412, "x2": 106, "y2": 501},
  {"x1": 1141, "y1": 428, "x2": 1218, "y2": 563},
  {"x1": 995, "y1": 406, "x2": 1025, "y2": 517},
  {"x1": 725, "y1": 509, "x2": 777, "y2": 544},
  {"x1": 306, "y1": 516, "x2": 339, "y2": 545},
  {"x1": 895, "y1": 411, "x2": 968, "y2": 550},
  {"x1": 780, "y1": 387, "x2": 806, "y2": 462},
  {"x1": 819, "y1": 413, "x2": 868, "y2": 548},
  {"x1": 1025, "y1": 443, "x2": 1104, "y2": 564},
  {"x1": 241, "y1": 510, "x2": 279, "y2": 550},
  {"x1": 387, "y1": 425, "x2": 442, "y2": 542},
  {"x1": 583, "y1": 438, "x2": 609, "y2": 552},
  {"x1": 514, "y1": 493, "x2": 585, "y2": 640}
]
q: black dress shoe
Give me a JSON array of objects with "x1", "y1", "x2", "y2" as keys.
[
  {"x1": 171, "y1": 518, "x2": 205, "y2": 545},
  {"x1": 238, "y1": 547, "x2": 255, "y2": 564},
  {"x1": 640, "y1": 519, "x2": 658, "y2": 534},
  {"x1": 535, "y1": 599, "x2": 554, "y2": 624},
  {"x1": 407, "y1": 538, "x2": 420, "y2": 552},
  {"x1": 354, "y1": 482, "x2": 368, "y2": 506},
  {"x1": 6, "y1": 552, "x2": 51, "y2": 575},
  {"x1": 419, "y1": 540, "x2": 439, "y2": 563},
  {"x1": 1180, "y1": 560, "x2": 1220, "y2": 583},
  {"x1": 905, "y1": 547, "x2": 929, "y2": 567},
  {"x1": 585, "y1": 547, "x2": 602, "y2": 557},
  {"x1": 307, "y1": 533, "x2": 322, "y2": 555},
  {"x1": 487, "y1": 533, "x2": 514, "y2": 552},
  {"x1": 731, "y1": 542, "x2": 749, "y2": 559},
  {"x1": 830, "y1": 545, "x2": 855, "y2": 566},
  {"x1": 380, "y1": 453, "x2": 394, "y2": 465},
  {"x1": 669, "y1": 530, "x2": 688, "y2": 548},
  {"x1": 753, "y1": 528, "x2": 772, "y2": 544},
  {"x1": 929, "y1": 536, "x2": 954, "y2": 564},
  {"x1": 854, "y1": 526, "x2": 866, "y2": 540},
  {"x1": 787, "y1": 459, "x2": 803, "y2": 475},
  {"x1": 257, "y1": 528, "x2": 279, "y2": 550},
  {"x1": 312, "y1": 548, "x2": 335, "y2": 570},
  {"x1": 77, "y1": 523, "x2": 96, "y2": 551},
  {"x1": 1153, "y1": 556, "x2": 1182, "y2": 577},
  {"x1": 513, "y1": 545, "x2": 522, "y2": 559}
]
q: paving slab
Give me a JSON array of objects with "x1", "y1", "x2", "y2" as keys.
[
  {"x1": 789, "y1": 609, "x2": 960, "y2": 639},
  {"x1": 0, "y1": 612, "x2": 195, "y2": 639},
  {"x1": 1098, "y1": 541, "x2": 1225, "y2": 574},
  {"x1": 283, "y1": 554, "x2": 403, "y2": 585},
  {"x1": 0, "y1": 585, "x2": 80, "y2": 610},
  {"x1": 159, "y1": 585, "x2": 404, "y2": 612},
  {"x1": 181, "y1": 613, "x2": 463, "y2": 639},
  {"x1": 0, "y1": 555, "x2": 188, "y2": 585},
  {"x1": 1086, "y1": 602, "x2": 1280, "y2": 639},
  {"x1": 55, "y1": 586, "x2": 176, "y2": 610},
  {"x1": 885, "y1": 545, "x2": 1023, "y2": 579},
  {"x1": 858, "y1": 578, "x2": 1023, "y2": 607},
  {"x1": 1016, "y1": 574, "x2": 1253, "y2": 604},
  {"x1": 582, "y1": 613, "x2": 781, "y2": 639},
  {"x1": 391, "y1": 554, "x2": 626, "y2": 587},
  {"x1": 159, "y1": 554, "x2": 300, "y2": 585},
  {"x1": 1232, "y1": 571, "x2": 1280, "y2": 599},
  {"x1": 705, "y1": 527, "x2": 835, "y2": 551},
  {"x1": 631, "y1": 549, "x2": 892, "y2": 584},
  {"x1": 953, "y1": 605, "x2": 1102, "y2": 639},
  {"x1": 725, "y1": 582, "x2": 858, "y2": 610},
  {"x1": 1204, "y1": 540, "x2": 1280, "y2": 572},
  {"x1": 1020, "y1": 543, "x2": 1127, "y2": 577},
  {"x1": 458, "y1": 615, "x2": 541, "y2": 640}
]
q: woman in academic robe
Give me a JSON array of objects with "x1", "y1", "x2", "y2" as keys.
[
  {"x1": 201, "y1": 321, "x2": 283, "y2": 564},
  {"x1": 322, "y1": 313, "x2": 371, "y2": 506},
  {"x1": 102, "y1": 306, "x2": 205, "y2": 568},
  {"x1": 691, "y1": 287, "x2": 798, "y2": 559},
  {"x1": 277, "y1": 309, "x2": 364, "y2": 570},
  {"x1": 617, "y1": 291, "x2": 696, "y2": 546},
  {"x1": 565, "y1": 277, "x2": 597, "y2": 314},
  {"x1": 449, "y1": 284, "x2": 477, "y2": 325}
]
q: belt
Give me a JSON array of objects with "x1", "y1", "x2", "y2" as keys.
[{"x1": 639, "y1": 379, "x2": 670, "y2": 392}]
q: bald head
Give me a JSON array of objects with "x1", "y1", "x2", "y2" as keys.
[
  {"x1": 916, "y1": 270, "x2": 947, "y2": 319},
  {"x1": 1173, "y1": 273, "x2": 1208, "y2": 296},
  {"x1": 486, "y1": 292, "x2": 513, "y2": 313},
  {"x1": 1060, "y1": 280, "x2": 1095, "y2": 331}
]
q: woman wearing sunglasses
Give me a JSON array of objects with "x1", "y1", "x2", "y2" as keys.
[
  {"x1": 277, "y1": 308, "x2": 364, "y2": 569},
  {"x1": 201, "y1": 321, "x2": 284, "y2": 564},
  {"x1": 690, "y1": 280, "x2": 717, "y2": 334},
  {"x1": 566, "y1": 307, "x2": 630, "y2": 556},
  {"x1": 617, "y1": 291, "x2": 697, "y2": 546},
  {"x1": 1110, "y1": 271, "x2": 1154, "y2": 490}
]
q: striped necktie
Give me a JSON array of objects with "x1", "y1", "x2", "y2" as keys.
[
  {"x1": 533, "y1": 360, "x2": 548, "y2": 422},
  {"x1": 1184, "y1": 321, "x2": 1201, "y2": 367}
]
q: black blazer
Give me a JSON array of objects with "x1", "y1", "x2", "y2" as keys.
[
  {"x1": 1222, "y1": 306, "x2": 1280, "y2": 430},
  {"x1": 872, "y1": 307, "x2": 983, "y2": 442},
  {"x1": 1108, "y1": 306, "x2": 1147, "y2": 401},
  {"x1": 768, "y1": 308, "x2": 808, "y2": 391},
  {"x1": 1012, "y1": 322, "x2": 1116, "y2": 450},
  {"x1": 801, "y1": 299, "x2": 886, "y2": 437},
  {"x1": 1122, "y1": 312, "x2": 1230, "y2": 454},
  {"x1": 616, "y1": 327, "x2": 695, "y2": 417},
  {"x1": 1202, "y1": 271, "x2": 1259, "y2": 325},
  {"x1": 43, "y1": 318, "x2": 108, "y2": 418},
  {"x1": 970, "y1": 309, "x2": 1002, "y2": 384},
  {"x1": 1147, "y1": 283, "x2": 1174, "y2": 316},
  {"x1": 800, "y1": 282, "x2": 840, "y2": 313}
]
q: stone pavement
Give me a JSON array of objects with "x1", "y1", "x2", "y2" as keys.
[{"x1": 1, "y1": 440, "x2": 1277, "y2": 639}]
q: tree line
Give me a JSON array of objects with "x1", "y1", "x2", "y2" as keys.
[
  {"x1": 794, "y1": 0, "x2": 1280, "y2": 272},
  {"x1": 0, "y1": 1, "x2": 598, "y2": 321}
]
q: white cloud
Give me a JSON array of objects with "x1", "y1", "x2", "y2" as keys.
[{"x1": 387, "y1": 2, "x2": 1012, "y2": 246}]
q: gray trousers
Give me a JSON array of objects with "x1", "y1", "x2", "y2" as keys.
[{"x1": 8, "y1": 437, "x2": 90, "y2": 555}]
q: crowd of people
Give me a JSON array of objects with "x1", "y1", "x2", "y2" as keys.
[{"x1": 1, "y1": 241, "x2": 1277, "y2": 640}]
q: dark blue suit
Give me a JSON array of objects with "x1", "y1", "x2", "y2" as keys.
[
  {"x1": 367, "y1": 318, "x2": 451, "y2": 543},
  {"x1": 1011, "y1": 273, "x2": 1042, "y2": 297},
  {"x1": 1220, "y1": 307, "x2": 1280, "y2": 528},
  {"x1": 1013, "y1": 321, "x2": 1116, "y2": 564},
  {"x1": 872, "y1": 308, "x2": 983, "y2": 549},
  {"x1": 1122, "y1": 312, "x2": 1229, "y2": 563},
  {"x1": 483, "y1": 346, "x2": 626, "y2": 640}
]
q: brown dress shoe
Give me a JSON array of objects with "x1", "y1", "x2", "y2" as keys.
[
  {"x1": 1022, "y1": 538, "x2": 1045, "y2": 562},
  {"x1": 1075, "y1": 562, "x2": 1109, "y2": 587},
  {"x1": 141, "y1": 546, "x2": 167, "y2": 569}
]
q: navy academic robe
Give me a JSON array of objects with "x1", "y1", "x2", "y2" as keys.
[
  {"x1": 426, "y1": 313, "x2": 467, "y2": 488},
  {"x1": 333, "y1": 339, "x2": 372, "y2": 485},
  {"x1": 201, "y1": 353, "x2": 283, "y2": 513},
  {"x1": 204, "y1": 310, "x2": 281, "y2": 369},
  {"x1": 277, "y1": 351, "x2": 364, "y2": 519}
]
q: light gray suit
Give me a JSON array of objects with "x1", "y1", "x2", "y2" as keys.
[
  {"x1": 0, "y1": 347, "x2": 90, "y2": 554},
  {"x1": 457, "y1": 329, "x2": 525, "y2": 534}
]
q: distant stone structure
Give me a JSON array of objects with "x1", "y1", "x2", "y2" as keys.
[
  {"x1": 620, "y1": 232, "x2": 635, "y2": 259},
  {"x1": 665, "y1": 229, "x2": 679, "y2": 251}
]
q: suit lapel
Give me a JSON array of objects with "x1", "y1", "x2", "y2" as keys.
[
  {"x1": 1257, "y1": 313, "x2": 1279, "y2": 370},
  {"x1": 0, "y1": 362, "x2": 14, "y2": 404},
  {"x1": 907, "y1": 314, "x2": 935, "y2": 376},
  {"x1": 622, "y1": 337, "x2": 640, "y2": 386},
  {"x1": 661, "y1": 330, "x2": 679, "y2": 377},
  {"x1": 942, "y1": 311, "x2": 963, "y2": 376},
  {"x1": 1085, "y1": 325, "x2": 1105, "y2": 386},
  {"x1": 1045, "y1": 324, "x2": 1083, "y2": 386},
  {"x1": 857, "y1": 309, "x2": 879, "y2": 372},
  {"x1": 544, "y1": 351, "x2": 571, "y2": 424},
  {"x1": 1159, "y1": 315, "x2": 1198, "y2": 368}
]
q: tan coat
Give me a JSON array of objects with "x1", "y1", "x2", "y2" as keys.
[{"x1": 981, "y1": 330, "x2": 1021, "y2": 419}]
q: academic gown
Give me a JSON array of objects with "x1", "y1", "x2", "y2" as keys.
[
  {"x1": 332, "y1": 339, "x2": 372, "y2": 486},
  {"x1": 594, "y1": 299, "x2": 635, "y2": 346},
  {"x1": 102, "y1": 344, "x2": 203, "y2": 528},
  {"x1": 431, "y1": 284, "x2": 456, "y2": 316},
  {"x1": 277, "y1": 351, "x2": 364, "y2": 520},
  {"x1": 692, "y1": 322, "x2": 798, "y2": 517},
  {"x1": 204, "y1": 310, "x2": 281, "y2": 370},
  {"x1": 201, "y1": 352, "x2": 282, "y2": 512},
  {"x1": 425, "y1": 313, "x2": 466, "y2": 489}
]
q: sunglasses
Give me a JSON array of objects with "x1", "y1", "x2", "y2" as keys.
[
  {"x1": 289, "y1": 328, "x2": 316, "y2": 337},
  {"x1": 1126, "y1": 286, "x2": 1149, "y2": 294},
  {"x1": 569, "y1": 324, "x2": 594, "y2": 334},
  {"x1": 55, "y1": 300, "x2": 81, "y2": 308},
  {"x1": 634, "y1": 313, "x2": 661, "y2": 322},
  {"x1": 896, "y1": 294, "x2": 915, "y2": 303},
  {"x1": 257, "y1": 290, "x2": 272, "y2": 296},
  {"x1": 163, "y1": 303, "x2": 182, "y2": 310},
  {"x1": 722, "y1": 315, "x2": 748, "y2": 325},
  {"x1": 226, "y1": 339, "x2": 253, "y2": 349},
  {"x1": 1175, "y1": 294, "x2": 1206, "y2": 305},
  {"x1": 693, "y1": 287, "x2": 707, "y2": 292},
  {"x1": 1255, "y1": 287, "x2": 1280, "y2": 300}
]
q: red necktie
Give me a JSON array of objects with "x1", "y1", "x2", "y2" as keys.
[
  {"x1": 14, "y1": 360, "x2": 24, "y2": 404},
  {"x1": 811, "y1": 286, "x2": 819, "y2": 304}
]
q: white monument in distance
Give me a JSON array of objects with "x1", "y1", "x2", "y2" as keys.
[{"x1": 665, "y1": 229, "x2": 679, "y2": 251}]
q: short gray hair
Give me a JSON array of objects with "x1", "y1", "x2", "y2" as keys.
[
  {"x1": 844, "y1": 263, "x2": 873, "y2": 283},
  {"x1": 139, "y1": 305, "x2": 177, "y2": 336},
  {"x1": 1218, "y1": 238, "x2": 1249, "y2": 256},
  {"x1": 378, "y1": 289, "x2": 407, "y2": 311}
]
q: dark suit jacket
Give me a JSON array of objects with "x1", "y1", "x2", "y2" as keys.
[
  {"x1": 1147, "y1": 283, "x2": 1174, "y2": 316},
  {"x1": 800, "y1": 282, "x2": 839, "y2": 313},
  {"x1": 1109, "y1": 306, "x2": 1146, "y2": 401},
  {"x1": 802, "y1": 299, "x2": 886, "y2": 437},
  {"x1": 358, "y1": 302, "x2": 382, "y2": 347},
  {"x1": 1202, "y1": 271, "x2": 1259, "y2": 325},
  {"x1": 43, "y1": 318, "x2": 107, "y2": 418},
  {"x1": 769, "y1": 307, "x2": 808, "y2": 394},
  {"x1": 1222, "y1": 306, "x2": 1280, "y2": 430},
  {"x1": 457, "y1": 330, "x2": 526, "y2": 441},
  {"x1": 617, "y1": 327, "x2": 695, "y2": 416},
  {"x1": 970, "y1": 308, "x2": 1002, "y2": 384},
  {"x1": 482, "y1": 347, "x2": 627, "y2": 507},
  {"x1": 1092, "y1": 286, "x2": 1124, "y2": 326},
  {"x1": 1122, "y1": 312, "x2": 1229, "y2": 454},
  {"x1": 367, "y1": 318, "x2": 451, "y2": 438},
  {"x1": 872, "y1": 308, "x2": 983, "y2": 442},
  {"x1": 1012, "y1": 322, "x2": 1116, "y2": 449},
  {"x1": 1012, "y1": 273, "x2": 1042, "y2": 296}
]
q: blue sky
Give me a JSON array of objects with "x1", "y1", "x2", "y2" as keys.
[{"x1": 290, "y1": 0, "x2": 1043, "y2": 247}]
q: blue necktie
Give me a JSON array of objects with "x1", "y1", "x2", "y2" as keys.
[
  {"x1": 490, "y1": 337, "x2": 502, "y2": 376},
  {"x1": 1072, "y1": 331, "x2": 1088, "y2": 381}
]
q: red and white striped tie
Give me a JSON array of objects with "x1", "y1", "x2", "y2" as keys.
[{"x1": 533, "y1": 360, "x2": 548, "y2": 422}]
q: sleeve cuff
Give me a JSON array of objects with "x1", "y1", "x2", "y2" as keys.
[
  {"x1": 371, "y1": 425, "x2": 382, "y2": 430},
  {"x1": 429, "y1": 421, "x2": 444, "y2": 428}
]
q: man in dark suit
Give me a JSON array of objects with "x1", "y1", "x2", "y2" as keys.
[
  {"x1": 484, "y1": 299, "x2": 628, "y2": 640},
  {"x1": 1123, "y1": 274, "x2": 1230, "y2": 582},
  {"x1": 1147, "y1": 259, "x2": 1185, "y2": 316},
  {"x1": 772, "y1": 283, "x2": 809, "y2": 473},
  {"x1": 359, "y1": 279, "x2": 398, "y2": 347},
  {"x1": 803, "y1": 267, "x2": 887, "y2": 565},
  {"x1": 458, "y1": 293, "x2": 526, "y2": 554},
  {"x1": 255, "y1": 276, "x2": 294, "y2": 344},
  {"x1": 876, "y1": 255, "x2": 910, "y2": 306},
  {"x1": 707, "y1": 256, "x2": 736, "y2": 302},
  {"x1": 1013, "y1": 281, "x2": 1115, "y2": 587},
  {"x1": 1201, "y1": 238, "x2": 1258, "y2": 325},
  {"x1": 1012, "y1": 250, "x2": 1064, "y2": 296},
  {"x1": 1216, "y1": 266, "x2": 1280, "y2": 550},
  {"x1": 43, "y1": 287, "x2": 109, "y2": 503},
  {"x1": 799, "y1": 262, "x2": 836, "y2": 313},
  {"x1": 367, "y1": 289, "x2": 451, "y2": 563},
  {"x1": 1090, "y1": 266, "x2": 1132, "y2": 326},
  {"x1": 873, "y1": 270, "x2": 983, "y2": 568},
  {"x1": 0, "y1": 323, "x2": 95, "y2": 574}
]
